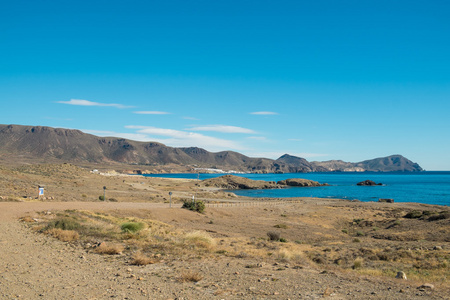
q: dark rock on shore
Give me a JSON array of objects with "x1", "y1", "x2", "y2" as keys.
[
  {"x1": 277, "y1": 178, "x2": 328, "y2": 187},
  {"x1": 202, "y1": 175, "x2": 280, "y2": 190},
  {"x1": 202, "y1": 175, "x2": 328, "y2": 190},
  {"x1": 357, "y1": 180, "x2": 382, "y2": 186},
  {"x1": 379, "y1": 198, "x2": 394, "y2": 203}
]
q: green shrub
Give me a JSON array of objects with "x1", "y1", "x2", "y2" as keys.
[
  {"x1": 267, "y1": 231, "x2": 281, "y2": 241},
  {"x1": 182, "y1": 200, "x2": 205, "y2": 213},
  {"x1": 274, "y1": 224, "x2": 288, "y2": 229},
  {"x1": 279, "y1": 237, "x2": 288, "y2": 243},
  {"x1": 120, "y1": 222, "x2": 145, "y2": 233},
  {"x1": 46, "y1": 217, "x2": 81, "y2": 231},
  {"x1": 404, "y1": 210, "x2": 422, "y2": 219},
  {"x1": 99, "y1": 195, "x2": 105, "y2": 201},
  {"x1": 428, "y1": 212, "x2": 450, "y2": 221}
]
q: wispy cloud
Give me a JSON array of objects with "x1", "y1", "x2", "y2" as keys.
[
  {"x1": 250, "y1": 111, "x2": 279, "y2": 115},
  {"x1": 125, "y1": 125, "x2": 246, "y2": 151},
  {"x1": 247, "y1": 136, "x2": 267, "y2": 141},
  {"x1": 57, "y1": 99, "x2": 133, "y2": 109},
  {"x1": 81, "y1": 129, "x2": 150, "y2": 141},
  {"x1": 134, "y1": 111, "x2": 171, "y2": 115},
  {"x1": 188, "y1": 125, "x2": 255, "y2": 134},
  {"x1": 183, "y1": 116, "x2": 200, "y2": 120}
]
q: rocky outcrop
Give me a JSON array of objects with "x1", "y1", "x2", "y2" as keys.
[
  {"x1": 277, "y1": 178, "x2": 328, "y2": 187},
  {"x1": 357, "y1": 180, "x2": 382, "y2": 186},
  {"x1": 202, "y1": 175, "x2": 279, "y2": 190},
  {"x1": 203, "y1": 175, "x2": 328, "y2": 190}
]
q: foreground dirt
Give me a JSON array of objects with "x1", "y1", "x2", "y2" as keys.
[{"x1": 0, "y1": 200, "x2": 448, "y2": 300}]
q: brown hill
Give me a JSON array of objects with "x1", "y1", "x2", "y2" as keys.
[{"x1": 0, "y1": 124, "x2": 423, "y2": 172}]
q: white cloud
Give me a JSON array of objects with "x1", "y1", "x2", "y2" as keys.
[
  {"x1": 250, "y1": 111, "x2": 279, "y2": 115},
  {"x1": 125, "y1": 125, "x2": 246, "y2": 151},
  {"x1": 247, "y1": 136, "x2": 267, "y2": 141},
  {"x1": 188, "y1": 125, "x2": 255, "y2": 134},
  {"x1": 134, "y1": 111, "x2": 171, "y2": 115},
  {"x1": 57, "y1": 99, "x2": 133, "y2": 109},
  {"x1": 288, "y1": 138, "x2": 303, "y2": 142},
  {"x1": 81, "y1": 129, "x2": 151, "y2": 141},
  {"x1": 183, "y1": 116, "x2": 199, "y2": 120}
]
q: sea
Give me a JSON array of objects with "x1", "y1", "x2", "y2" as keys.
[{"x1": 143, "y1": 172, "x2": 450, "y2": 207}]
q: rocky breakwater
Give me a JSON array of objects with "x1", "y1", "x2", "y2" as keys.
[{"x1": 202, "y1": 175, "x2": 328, "y2": 190}]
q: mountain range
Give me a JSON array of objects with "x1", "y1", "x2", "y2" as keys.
[{"x1": 0, "y1": 124, "x2": 423, "y2": 172}]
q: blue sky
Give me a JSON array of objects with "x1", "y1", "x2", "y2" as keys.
[{"x1": 1, "y1": 0, "x2": 449, "y2": 170}]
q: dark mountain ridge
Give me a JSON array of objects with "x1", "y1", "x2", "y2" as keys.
[{"x1": 0, "y1": 124, "x2": 423, "y2": 172}]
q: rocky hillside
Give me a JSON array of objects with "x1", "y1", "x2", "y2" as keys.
[{"x1": 0, "y1": 124, "x2": 423, "y2": 172}]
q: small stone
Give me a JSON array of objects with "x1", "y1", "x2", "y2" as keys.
[
  {"x1": 396, "y1": 271, "x2": 407, "y2": 280},
  {"x1": 417, "y1": 283, "x2": 434, "y2": 290}
]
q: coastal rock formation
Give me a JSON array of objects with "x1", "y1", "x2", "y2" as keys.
[
  {"x1": 202, "y1": 175, "x2": 280, "y2": 190},
  {"x1": 277, "y1": 178, "x2": 328, "y2": 187},
  {"x1": 357, "y1": 180, "x2": 383, "y2": 186},
  {"x1": 203, "y1": 175, "x2": 328, "y2": 190}
]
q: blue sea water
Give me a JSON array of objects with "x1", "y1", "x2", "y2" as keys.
[{"x1": 143, "y1": 172, "x2": 450, "y2": 206}]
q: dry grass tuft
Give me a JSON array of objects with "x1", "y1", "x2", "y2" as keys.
[
  {"x1": 275, "y1": 247, "x2": 308, "y2": 264},
  {"x1": 130, "y1": 252, "x2": 155, "y2": 265},
  {"x1": 353, "y1": 257, "x2": 364, "y2": 269},
  {"x1": 94, "y1": 242, "x2": 124, "y2": 255},
  {"x1": 184, "y1": 230, "x2": 216, "y2": 249},
  {"x1": 179, "y1": 270, "x2": 203, "y2": 282},
  {"x1": 45, "y1": 228, "x2": 79, "y2": 242},
  {"x1": 20, "y1": 216, "x2": 36, "y2": 223}
]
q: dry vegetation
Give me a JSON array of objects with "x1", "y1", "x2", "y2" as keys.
[
  {"x1": 22, "y1": 201, "x2": 449, "y2": 288},
  {"x1": 1, "y1": 163, "x2": 449, "y2": 298}
]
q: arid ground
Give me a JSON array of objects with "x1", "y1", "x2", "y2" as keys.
[{"x1": 0, "y1": 164, "x2": 449, "y2": 299}]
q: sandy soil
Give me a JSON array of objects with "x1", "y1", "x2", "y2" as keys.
[{"x1": 0, "y1": 200, "x2": 448, "y2": 300}]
